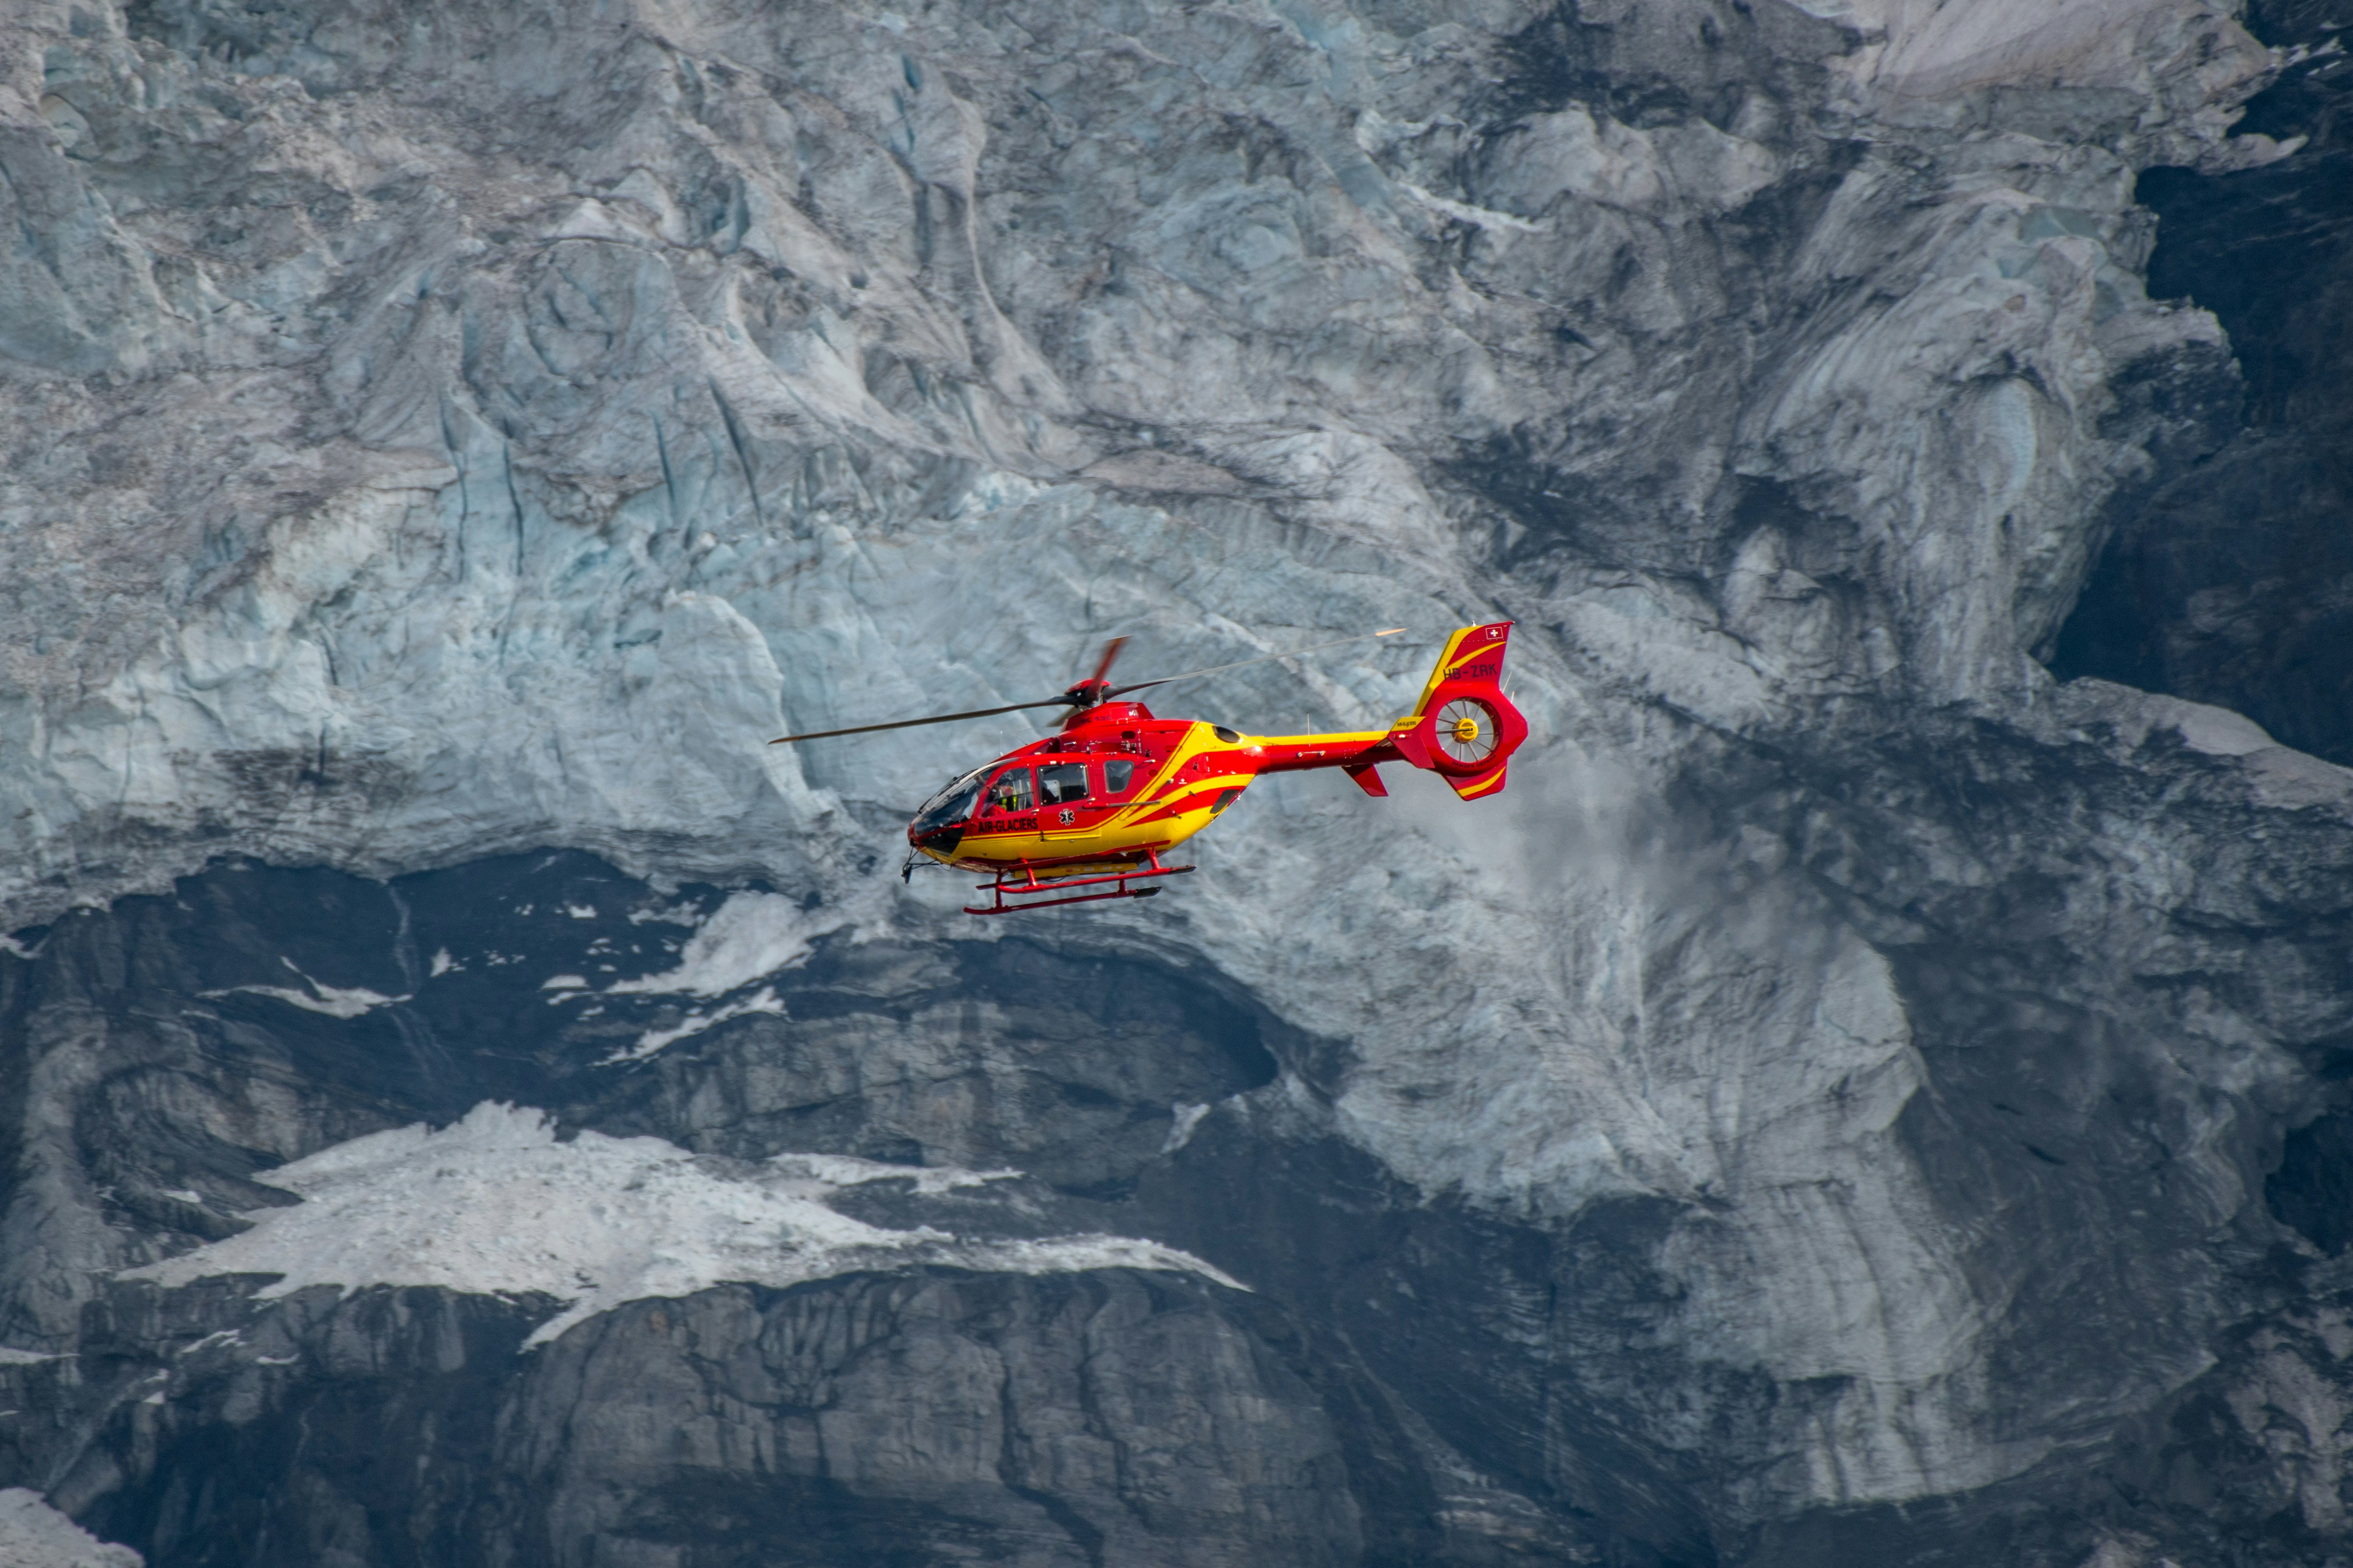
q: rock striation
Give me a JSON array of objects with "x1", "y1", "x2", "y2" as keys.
[{"x1": 2, "y1": 0, "x2": 2350, "y2": 1563}]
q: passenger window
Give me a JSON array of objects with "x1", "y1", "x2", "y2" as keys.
[
  {"x1": 985, "y1": 768, "x2": 1035, "y2": 814},
  {"x1": 1038, "y1": 762, "x2": 1088, "y2": 805},
  {"x1": 1103, "y1": 759, "x2": 1135, "y2": 796}
]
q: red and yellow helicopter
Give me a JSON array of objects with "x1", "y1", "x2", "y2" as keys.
[{"x1": 771, "y1": 622, "x2": 1527, "y2": 914}]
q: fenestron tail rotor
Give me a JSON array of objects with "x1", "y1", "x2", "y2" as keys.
[{"x1": 766, "y1": 627, "x2": 1408, "y2": 745}]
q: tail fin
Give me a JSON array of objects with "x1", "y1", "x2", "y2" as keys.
[{"x1": 1387, "y1": 622, "x2": 1528, "y2": 800}]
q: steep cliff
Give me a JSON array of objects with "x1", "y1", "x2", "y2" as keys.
[
  {"x1": 2054, "y1": 0, "x2": 2353, "y2": 767},
  {"x1": 3, "y1": 0, "x2": 2349, "y2": 1562}
]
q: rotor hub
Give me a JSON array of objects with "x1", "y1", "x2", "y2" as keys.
[{"x1": 1434, "y1": 697, "x2": 1500, "y2": 765}]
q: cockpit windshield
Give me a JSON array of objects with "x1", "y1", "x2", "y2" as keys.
[{"x1": 910, "y1": 767, "x2": 987, "y2": 834}]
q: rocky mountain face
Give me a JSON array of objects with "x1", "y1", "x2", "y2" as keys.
[
  {"x1": 3, "y1": 0, "x2": 2351, "y2": 1562},
  {"x1": 2054, "y1": 0, "x2": 2353, "y2": 774}
]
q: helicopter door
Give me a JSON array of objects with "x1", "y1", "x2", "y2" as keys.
[
  {"x1": 1037, "y1": 760, "x2": 1097, "y2": 841},
  {"x1": 974, "y1": 766, "x2": 1038, "y2": 839}
]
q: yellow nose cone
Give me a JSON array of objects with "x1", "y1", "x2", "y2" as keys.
[{"x1": 1451, "y1": 714, "x2": 1482, "y2": 743}]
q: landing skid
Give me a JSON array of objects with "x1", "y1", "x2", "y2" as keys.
[{"x1": 963, "y1": 852, "x2": 1195, "y2": 915}]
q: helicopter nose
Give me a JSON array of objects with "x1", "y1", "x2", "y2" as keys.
[{"x1": 911, "y1": 822, "x2": 966, "y2": 854}]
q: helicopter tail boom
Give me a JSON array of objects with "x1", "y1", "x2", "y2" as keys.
[{"x1": 1239, "y1": 622, "x2": 1527, "y2": 799}]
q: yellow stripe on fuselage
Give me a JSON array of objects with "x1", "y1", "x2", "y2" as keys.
[
  {"x1": 934, "y1": 719, "x2": 1401, "y2": 878},
  {"x1": 938, "y1": 722, "x2": 1256, "y2": 875}
]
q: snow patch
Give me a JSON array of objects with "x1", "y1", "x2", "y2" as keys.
[
  {"x1": 125, "y1": 1103, "x2": 1241, "y2": 1346},
  {"x1": 607, "y1": 891, "x2": 845, "y2": 998},
  {"x1": 540, "y1": 974, "x2": 589, "y2": 990},
  {"x1": 765, "y1": 1151, "x2": 1021, "y2": 1194},
  {"x1": 0, "y1": 1347, "x2": 59, "y2": 1364},
  {"x1": 428, "y1": 948, "x2": 458, "y2": 977},
  {"x1": 1398, "y1": 183, "x2": 1548, "y2": 234},
  {"x1": 603, "y1": 986, "x2": 786, "y2": 1063},
  {"x1": 2151, "y1": 695, "x2": 2276, "y2": 757},
  {"x1": 1164, "y1": 1102, "x2": 1212, "y2": 1153},
  {"x1": 0, "y1": 934, "x2": 38, "y2": 959},
  {"x1": 0, "y1": 1490, "x2": 143, "y2": 1568},
  {"x1": 200, "y1": 980, "x2": 407, "y2": 1018}
]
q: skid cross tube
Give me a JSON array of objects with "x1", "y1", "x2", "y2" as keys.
[{"x1": 963, "y1": 851, "x2": 1195, "y2": 915}]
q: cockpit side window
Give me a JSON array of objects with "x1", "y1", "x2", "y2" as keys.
[
  {"x1": 985, "y1": 767, "x2": 1035, "y2": 814},
  {"x1": 1037, "y1": 762, "x2": 1088, "y2": 805},
  {"x1": 1102, "y1": 759, "x2": 1136, "y2": 796},
  {"x1": 912, "y1": 769, "x2": 986, "y2": 834}
]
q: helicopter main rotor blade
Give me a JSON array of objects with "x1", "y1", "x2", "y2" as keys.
[
  {"x1": 767, "y1": 697, "x2": 1070, "y2": 746},
  {"x1": 1107, "y1": 628, "x2": 1408, "y2": 700},
  {"x1": 767, "y1": 628, "x2": 1406, "y2": 744}
]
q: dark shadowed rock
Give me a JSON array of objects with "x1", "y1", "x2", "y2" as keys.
[{"x1": 2052, "y1": 0, "x2": 2353, "y2": 764}]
